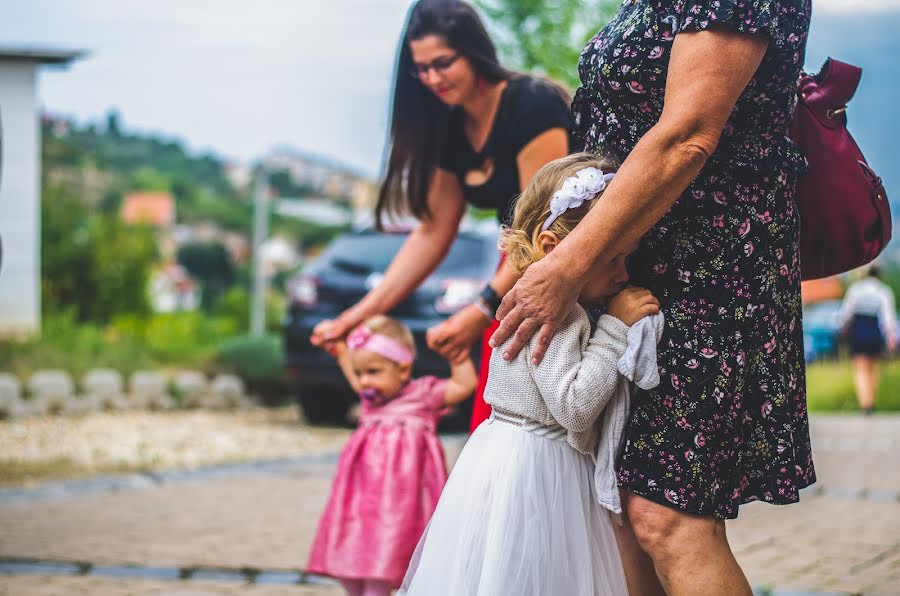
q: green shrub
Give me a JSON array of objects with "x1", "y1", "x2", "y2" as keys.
[
  {"x1": 214, "y1": 287, "x2": 251, "y2": 332},
  {"x1": 216, "y1": 334, "x2": 283, "y2": 382},
  {"x1": 216, "y1": 334, "x2": 288, "y2": 405},
  {"x1": 113, "y1": 312, "x2": 239, "y2": 364},
  {"x1": 0, "y1": 312, "x2": 155, "y2": 380},
  {"x1": 214, "y1": 286, "x2": 286, "y2": 334}
]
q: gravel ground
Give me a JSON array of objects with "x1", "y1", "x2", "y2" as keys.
[{"x1": 0, "y1": 408, "x2": 351, "y2": 483}]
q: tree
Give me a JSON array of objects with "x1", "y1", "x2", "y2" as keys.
[
  {"x1": 268, "y1": 169, "x2": 317, "y2": 198},
  {"x1": 88, "y1": 218, "x2": 157, "y2": 320},
  {"x1": 41, "y1": 183, "x2": 157, "y2": 322},
  {"x1": 106, "y1": 110, "x2": 122, "y2": 137},
  {"x1": 176, "y1": 241, "x2": 237, "y2": 310},
  {"x1": 475, "y1": 0, "x2": 619, "y2": 91},
  {"x1": 131, "y1": 167, "x2": 172, "y2": 191},
  {"x1": 41, "y1": 185, "x2": 95, "y2": 317}
]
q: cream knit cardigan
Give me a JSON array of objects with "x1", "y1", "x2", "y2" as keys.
[{"x1": 483, "y1": 304, "x2": 629, "y2": 457}]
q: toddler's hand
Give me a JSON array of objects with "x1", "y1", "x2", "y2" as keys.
[{"x1": 607, "y1": 287, "x2": 660, "y2": 326}]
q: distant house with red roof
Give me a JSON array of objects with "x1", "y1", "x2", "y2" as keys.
[
  {"x1": 149, "y1": 263, "x2": 199, "y2": 312},
  {"x1": 121, "y1": 191, "x2": 175, "y2": 227}
]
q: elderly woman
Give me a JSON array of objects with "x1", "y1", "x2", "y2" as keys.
[{"x1": 491, "y1": 0, "x2": 816, "y2": 593}]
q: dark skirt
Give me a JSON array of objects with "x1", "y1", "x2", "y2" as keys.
[
  {"x1": 616, "y1": 164, "x2": 816, "y2": 520},
  {"x1": 848, "y1": 314, "x2": 886, "y2": 356}
]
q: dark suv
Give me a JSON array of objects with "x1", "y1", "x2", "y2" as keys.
[{"x1": 283, "y1": 227, "x2": 498, "y2": 428}]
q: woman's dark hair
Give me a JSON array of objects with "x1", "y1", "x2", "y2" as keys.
[
  {"x1": 376, "y1": 0, "x2": 508, "y2": 228},
  {"x1": 868, "y1": 265, "x2": 882, "y2": 279}
]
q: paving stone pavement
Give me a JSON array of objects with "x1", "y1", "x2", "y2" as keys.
[
  {"x1": 1, "y1": 415, "x2": 898, "y2": 595},
  {"x1": 728, "y1": 415, "x2": 900, "y2": 594},
  {"x1": 0, "y1": 575, "x2": 342, "y2": 596}
]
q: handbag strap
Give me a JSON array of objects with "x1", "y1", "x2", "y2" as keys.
[{"x1": 799, "y1": 58, "x2": 862, "y2": 112}]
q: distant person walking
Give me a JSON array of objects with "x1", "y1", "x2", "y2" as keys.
[
  {"x1": 840, "y1": 266, "x2": 897, "y2": 414},
  {"x1": 310, "y1": 0, "x2": 573, "y2": 433}
]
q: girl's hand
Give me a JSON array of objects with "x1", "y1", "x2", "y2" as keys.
[
  {"x1": 427, "y1": 304, "x2": 492, "y2": 364},
  {"x1": 489, "y1": 251, "x2": 585, "y2": 364},
  {"x1": 607, "y1": 287, "x2": 660, "y2": 326}
]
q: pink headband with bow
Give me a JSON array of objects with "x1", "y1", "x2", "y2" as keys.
[{"x1": 347, "y1": 325, "x2": 414, "y2": 365}]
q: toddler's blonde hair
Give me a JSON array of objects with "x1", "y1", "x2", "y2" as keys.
[
  {"x1": 360, "y1": 315, "x2": 417, "y2": 360},
  {"x1": 500, "y1": 152, "x2": 618, "y2": 274}
]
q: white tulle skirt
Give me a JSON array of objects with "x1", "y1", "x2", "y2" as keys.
[{"x1": 399, "y1": 416, "x2": 627, "y2": 596}]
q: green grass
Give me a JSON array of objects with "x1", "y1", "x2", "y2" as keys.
[
  {"x1": 805, "y1": 358, "x2": 900, "y2": 412},
  {"x1": 0, "y1": 458, "x2": 145, "y2": 487},
  {"x1": 0, "y1": 312, "x2": 158, "y2": 381}
]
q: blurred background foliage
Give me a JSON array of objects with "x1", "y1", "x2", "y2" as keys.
[
  {"x1": 1, "y1": 114, "x2": 338, "y2": 401},
  {"x1": 5, "y1": 4, "x2": 899, "y2": 410},
  {"x1": 476, "y1": 0, "x2": 619, "y2": 91}
]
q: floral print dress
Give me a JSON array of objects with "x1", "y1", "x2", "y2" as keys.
[{"x1": 572, "y1": 0, "x2": 816, "y2": 519}]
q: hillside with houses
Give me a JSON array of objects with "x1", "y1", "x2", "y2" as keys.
[
  {"x1": 0, "y1": 111, "x2": 378, "y2": 396},
  {"x1": 40, "y1": 112, "x2": 376, "y2": 319}
]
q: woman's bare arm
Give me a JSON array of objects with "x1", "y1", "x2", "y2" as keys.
[
  {"x1": 359, "y1": 169, "x2": 466, "y2": 315},
  {"x1": 516, "y1": 127, "x2": 571, "y2": 194},
  {"x1": 312, "y1": 169, "x2": 466, "y2": 344}
]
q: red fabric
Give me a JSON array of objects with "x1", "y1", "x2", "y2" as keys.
[
  {"x1": 469, "y1": 318, "x2": 499, "y2": 433},
  {"x1": 791, "y1": 58, "x2": 892, "y2": 280},
  {"x1": 469, "y1": 254, "x2": 507, "y2": 434}
]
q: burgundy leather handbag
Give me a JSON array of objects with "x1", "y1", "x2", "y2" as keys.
[{"x1": 790, "y1": 58, "x2": 892, "y2": 281}]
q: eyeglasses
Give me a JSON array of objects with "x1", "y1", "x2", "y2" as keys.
[{"x1": 409, "y1": 53, "x2": 461, "y2": 80}]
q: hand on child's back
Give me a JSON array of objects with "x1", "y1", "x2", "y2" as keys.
[{"x1": 607, "y1": 287, "x2": 660, "y2": 326}]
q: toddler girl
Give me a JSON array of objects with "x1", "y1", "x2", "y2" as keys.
[
  {"x1": 307, "y1": 315, "x2": 477, "y2": 595},
  {"x1": 400, "y1": 152, "x2": 662, "y2": 595}
]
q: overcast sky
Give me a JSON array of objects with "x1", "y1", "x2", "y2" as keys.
[{"x1": 2, "y1": 0, "x2": 899, "y2": 178}]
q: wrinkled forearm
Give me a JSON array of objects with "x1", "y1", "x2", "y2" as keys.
[{"x1": 557, "y1": 122, "x2": 713, "y2": 279}]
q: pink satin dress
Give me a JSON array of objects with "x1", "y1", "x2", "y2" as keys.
[{"x1": 306, "y1": 376, "x2": 449, "y2": 587}]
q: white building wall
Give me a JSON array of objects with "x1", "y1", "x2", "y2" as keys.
[{"x1": 0, "y1": 61, "x2": 40, "y2": 336}]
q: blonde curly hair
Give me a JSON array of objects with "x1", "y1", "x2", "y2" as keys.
[{"x1": 500, "y1": 152, "x2": 618, "y2": 275}]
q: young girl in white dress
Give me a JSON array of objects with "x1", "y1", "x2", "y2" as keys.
[{"x1": 400, "y1": 152, "x2": 662, "y2": 595}]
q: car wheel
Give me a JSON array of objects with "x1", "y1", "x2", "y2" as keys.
[{"x1": 294, "y1": 381, "x2": 355, "y2": 426}]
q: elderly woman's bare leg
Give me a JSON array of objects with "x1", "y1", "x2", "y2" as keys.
[
  {"x1": 623, "y1": 491, "x2": 752, "y2": 596},
  {"x1": 613, "y1": 510, "x2": 666, "y2": 596}
]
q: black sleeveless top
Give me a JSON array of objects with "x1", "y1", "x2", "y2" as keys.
[{"x1": 437, "y1": 75, "x2": 574, "y2": 225}]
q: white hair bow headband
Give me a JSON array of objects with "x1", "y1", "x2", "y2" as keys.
[{"x1": 541, "y1": 166, "x2": 616, "y2": 231}]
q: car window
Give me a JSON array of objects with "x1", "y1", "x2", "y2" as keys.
[
  {"x1": 438, "y1": 236, "x2": 488, "y2": 273},
  {"x1": 324, "y1": 235, "x2": 405, "y2": 275},
  {"x1": 323, "y1": 233, "x2": 488, "y2": 275}
]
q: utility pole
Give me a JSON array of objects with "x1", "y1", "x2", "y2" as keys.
[{"x1": 250, "y1": 168, "x2": 269, "y2": 337}]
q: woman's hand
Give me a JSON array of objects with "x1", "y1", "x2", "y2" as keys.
[
  {"x1": 607, "y1": 287, "x2": 660, "y2": 326},
  {"x1": 310, "y1": 308, "x2": 366, "y2": 356},
  {"x1": 427, "y1": 304, "x2": 492, "y2": 363},
  {"x1": 489, "y1": 252, "x2": 586, "y2": 365}
]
